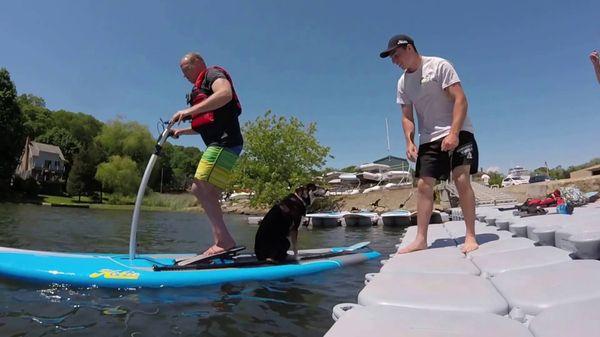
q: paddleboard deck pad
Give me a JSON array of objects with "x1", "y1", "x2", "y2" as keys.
[{"x1": 0, "y1": 243, "x2": 380, "y2": 288}]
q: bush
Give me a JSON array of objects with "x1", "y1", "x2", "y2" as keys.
[
  {"x1": 142, "y1": 192, "x2": 197, "y2": 210},
  {"x1": 106, "y1": 193, "x2": 135, "y2": 205},
  {"x1": 95, "y1": 155, "x2": 140, "y2": 195},
  {"x1": 12, "y1": 176, "x2": 40, "y2": 196}
]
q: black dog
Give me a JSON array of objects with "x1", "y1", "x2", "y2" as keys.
[{"x1": 254, "y1": 183, "x2": 326, "y2": 262}]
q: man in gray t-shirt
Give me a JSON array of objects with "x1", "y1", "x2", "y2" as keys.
[{"x1": 380, "y1": 34, "x2": 479, "y2": 254}]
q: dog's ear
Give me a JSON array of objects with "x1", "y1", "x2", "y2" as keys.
[{"x1": 295, "y1": 186, "x2": 306, "y2": 197}]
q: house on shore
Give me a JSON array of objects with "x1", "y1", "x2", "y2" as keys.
[{"x1": 15, "y1": 138, "x2": 66, "y2": 182}]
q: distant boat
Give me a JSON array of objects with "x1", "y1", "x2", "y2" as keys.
[
  {"x1": 380, "y1": 209, "x2": 411, "y2": 227},
  {"x1": 305, "y1": 212, "x2": 349, "y2": 227},
  {"x1": 343, "y1": 211, "x2": 379, "y2": 227},
  {"x1": 409, "y1": 210, "x2": 447, "y2": 226}
]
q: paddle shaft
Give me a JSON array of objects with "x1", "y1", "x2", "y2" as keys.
[{"x1": 129, "y1": 124, "x2": 172, "y2": 260}]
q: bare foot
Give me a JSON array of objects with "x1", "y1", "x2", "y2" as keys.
[
  {"x1": 200, "y1": 243, "x2": 235, "y2": 257},
  {"x1": 396, "y1": 240, "x2": 427, "y2": 254},
  {"x1": 461, "y1": 237, "x2": 479, "y2": 253}
]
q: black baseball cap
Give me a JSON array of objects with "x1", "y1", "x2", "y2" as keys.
[{"x1": 379, "y1": 34, "x2": 414, "y2": 58}]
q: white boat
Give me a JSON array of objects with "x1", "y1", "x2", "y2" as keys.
[
  {"x1": 408, "y1": 210, "x2": 447, "y2": 226},
  {"x1": 502, "y1": 165, "x2": 531, "y2": 187},
  {"x1": 362, "y1": 185, "x2": 384, "y2": 194},
  {"x1": 327, "y1": 178, "x2": 342, "y2": 185},
  {"x1": 380, "y1": 209, "x2": 411, "y2": 227},
  {"x1": 384, "y1": 182, "x2": 412, "y2": 190},
  {"x1": 507, "y1": 165, "x2": 530, "y2": 179},
  {"x1": 305, "y1": 212, "x2": 348, "y2": 227},
  {"x1": 343, "y1": 211, "x2": 379, "y2": 227},
  {"x1": 359, "y1": 171, "x2": 385, "y2": 182},
  {"x1": 359, "y1": 163, "x2": 391, "y2": 173},
  {"x1": 384, "y1": 170, "x2": 411, "y2": 181},
  {"x1": 339, "y1": 173, "x2": 359, "y2": 183},
  {"x1": 229, "y1": 192, "x2": 252, "y2": 201}
]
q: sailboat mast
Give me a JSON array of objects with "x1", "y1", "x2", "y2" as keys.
[{"x1": 385, "y1": 118, "x2": 391, "y2": 157}]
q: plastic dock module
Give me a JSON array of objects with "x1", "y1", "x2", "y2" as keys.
[
  {"x1": 454, "y1": 230, "x2": 514, "y2": 246},
  {"x1": 491, "y1": 260, "x2": 600, "y2": 316},
  {"x1": 467, "y1": 237, "x2": 536, "y2": 258},
  {"x1": 358, "y1": 273, "x2": 508, "y2": 315},
  {"x1": 555, "y1": 222, "x2": 600, "y2": 252},
  {"x1": 442, "y1": 221, "x2": 488, "y2": 237},
  {"x1": 528, "y1": 298, "x2": 600, "y2": 337},
  {"x1": 568, "y1": 231, "x2": 600, "y2": 259},
  {"x1": 399, "y1": 226, "x2": 456, "y2": 249},
  {"x1": 325, "y1": 305, "x2": 533, "y2": 337},
  {"x1": 531, "y1": 225, "x2": 560, "y2": 246},
  {"x1": 509, "y1": 222, "x2": 529, "y2": 237},
  {"x1": 382, "y1": 247, "x2": 480, "y2": 275},
  {"x1": 495, "y1": 219, "x2": 511, "y2": 230},
  {"x1": 471, "y1": 246, "x2": 572, "y2": 276}
]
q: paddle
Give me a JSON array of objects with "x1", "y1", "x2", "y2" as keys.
[{"x1": 331, "y1": 241, "x2": 370, "y2": 253}]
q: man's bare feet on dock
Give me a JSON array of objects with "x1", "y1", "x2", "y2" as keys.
[
  {"x1": 396, "y1": 240, "x2": 427, "y2": 254},
  {"x1": 461, "y1": 237, "x2": 479, "y2": 253}
]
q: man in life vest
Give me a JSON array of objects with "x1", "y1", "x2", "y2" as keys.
[{"x1": 169, "y1": 52, "x2": 243, "y2": 258}]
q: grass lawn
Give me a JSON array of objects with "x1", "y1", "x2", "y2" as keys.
[{"x1": 39, "y1": 193, "x2": 196, "y2": 212}]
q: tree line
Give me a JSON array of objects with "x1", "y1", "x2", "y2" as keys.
[{"x1": 0, "y1": 68, "x2": 330, "y2": 206}]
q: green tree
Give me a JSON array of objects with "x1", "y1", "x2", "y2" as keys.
[
  {"x1": 17, "y1": 93, "x2": 46, "y2": 108},
  {"x1": 52, "y1": 110, "x2": 103, "y2": 148},
  {"x1": 67, "y1": 142, "x2": 105, "y2": 199},
  {"x1": 232, "y1": 111, "x2": 330, "y2": 205},
  {"x1": 487, "y1": 171, "x2": 504, "y2": 187},
  {"x1": 95, "y1": 155, "x2": 140, "y2": 195},
  {"x1": 37, "y1": 127, "x2": 81, "y2": 163},
  {"x1": 95, "y1": 119, "x2": 154, "y2": 167},
  {"x1": 149, "y1": 143, "x2": 203, "y2": 191},
  {"x1": 18, "y1": 94, "x2": 53, "y2": 139},
  {"x1": 0, "y1": 68, "x2": 26, "y2": 194}
]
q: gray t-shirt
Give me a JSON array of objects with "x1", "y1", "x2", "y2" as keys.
[{"x1": 397, "y1": 56, "x2": 474, "y2": 144}]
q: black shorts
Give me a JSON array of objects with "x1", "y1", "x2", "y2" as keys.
[{"x1": 415, "y1": 131, "x2": 479, "y2": 181}]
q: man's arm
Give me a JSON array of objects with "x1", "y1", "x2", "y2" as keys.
[
  {"x1": 186, "y1": 78, "x2": 234, "y2": 118},
  {"x1": 170, "y1": 78, "x2": 234, "y2": 126},
  {"x1": 441, "y1": 82, "x2": 468, "y2": 151},
  {"x1": 446, "y1": 82, "x2": 468, "y2": 136},
  {"x1": 401, "y1": 104, "x2": 415, "y2": 144},
  {"x1": 401, "y1": 104, "x2": 418, "y2": 162}
]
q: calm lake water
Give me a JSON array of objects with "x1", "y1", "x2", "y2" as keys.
[{"x1": 0, "y1": 203, "x2": 403, "y2": 337}]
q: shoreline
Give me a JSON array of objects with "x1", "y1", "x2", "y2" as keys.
[{"x1": 4, "y1": 175, "x2": 598, "y2": 216}]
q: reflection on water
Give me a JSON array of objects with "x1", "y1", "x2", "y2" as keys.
[{"x1": 0, "y1": 203, "x2": 404, "y2": 336}]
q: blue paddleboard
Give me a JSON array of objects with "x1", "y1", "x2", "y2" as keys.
[{"x1": 0, "y1": 243, "x2": 380, "y2": 288}]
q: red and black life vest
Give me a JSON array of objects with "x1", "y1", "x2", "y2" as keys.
[{"x1": 186, "y1": 66, "x2": 241, "y2": 131}]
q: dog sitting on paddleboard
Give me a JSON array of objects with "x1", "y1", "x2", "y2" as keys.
[{"x1": 254, "y1": 184, "x2": 326, "y2": 262}]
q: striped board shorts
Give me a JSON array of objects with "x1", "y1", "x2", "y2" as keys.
[{"x1": 194, "y1": 146, "x2": 241, "y2": 190}]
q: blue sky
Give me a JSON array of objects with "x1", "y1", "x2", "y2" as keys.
[{"x1": 2, "y1": 1, "x2": 599, "y2": 174}]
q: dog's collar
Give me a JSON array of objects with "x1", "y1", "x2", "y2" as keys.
[{"x1": 293, "y1": 192, "x2": 307, "y2": 207}]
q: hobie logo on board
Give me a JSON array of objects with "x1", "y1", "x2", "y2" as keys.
[{"x1": 89, "y1": 269, "x2": 140, "y2": 280}]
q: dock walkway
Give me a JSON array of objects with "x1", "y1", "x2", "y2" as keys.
[{"x1": 325, "y1": 202, "x2": 600, "y2": 337}]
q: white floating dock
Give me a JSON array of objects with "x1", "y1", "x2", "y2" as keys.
[
  {"x1": 326, "y1": 201, "x2": 600, "y2": 337},
  {"x1": 326, "y1": 305, "x2": 533, "y2": 337}
]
